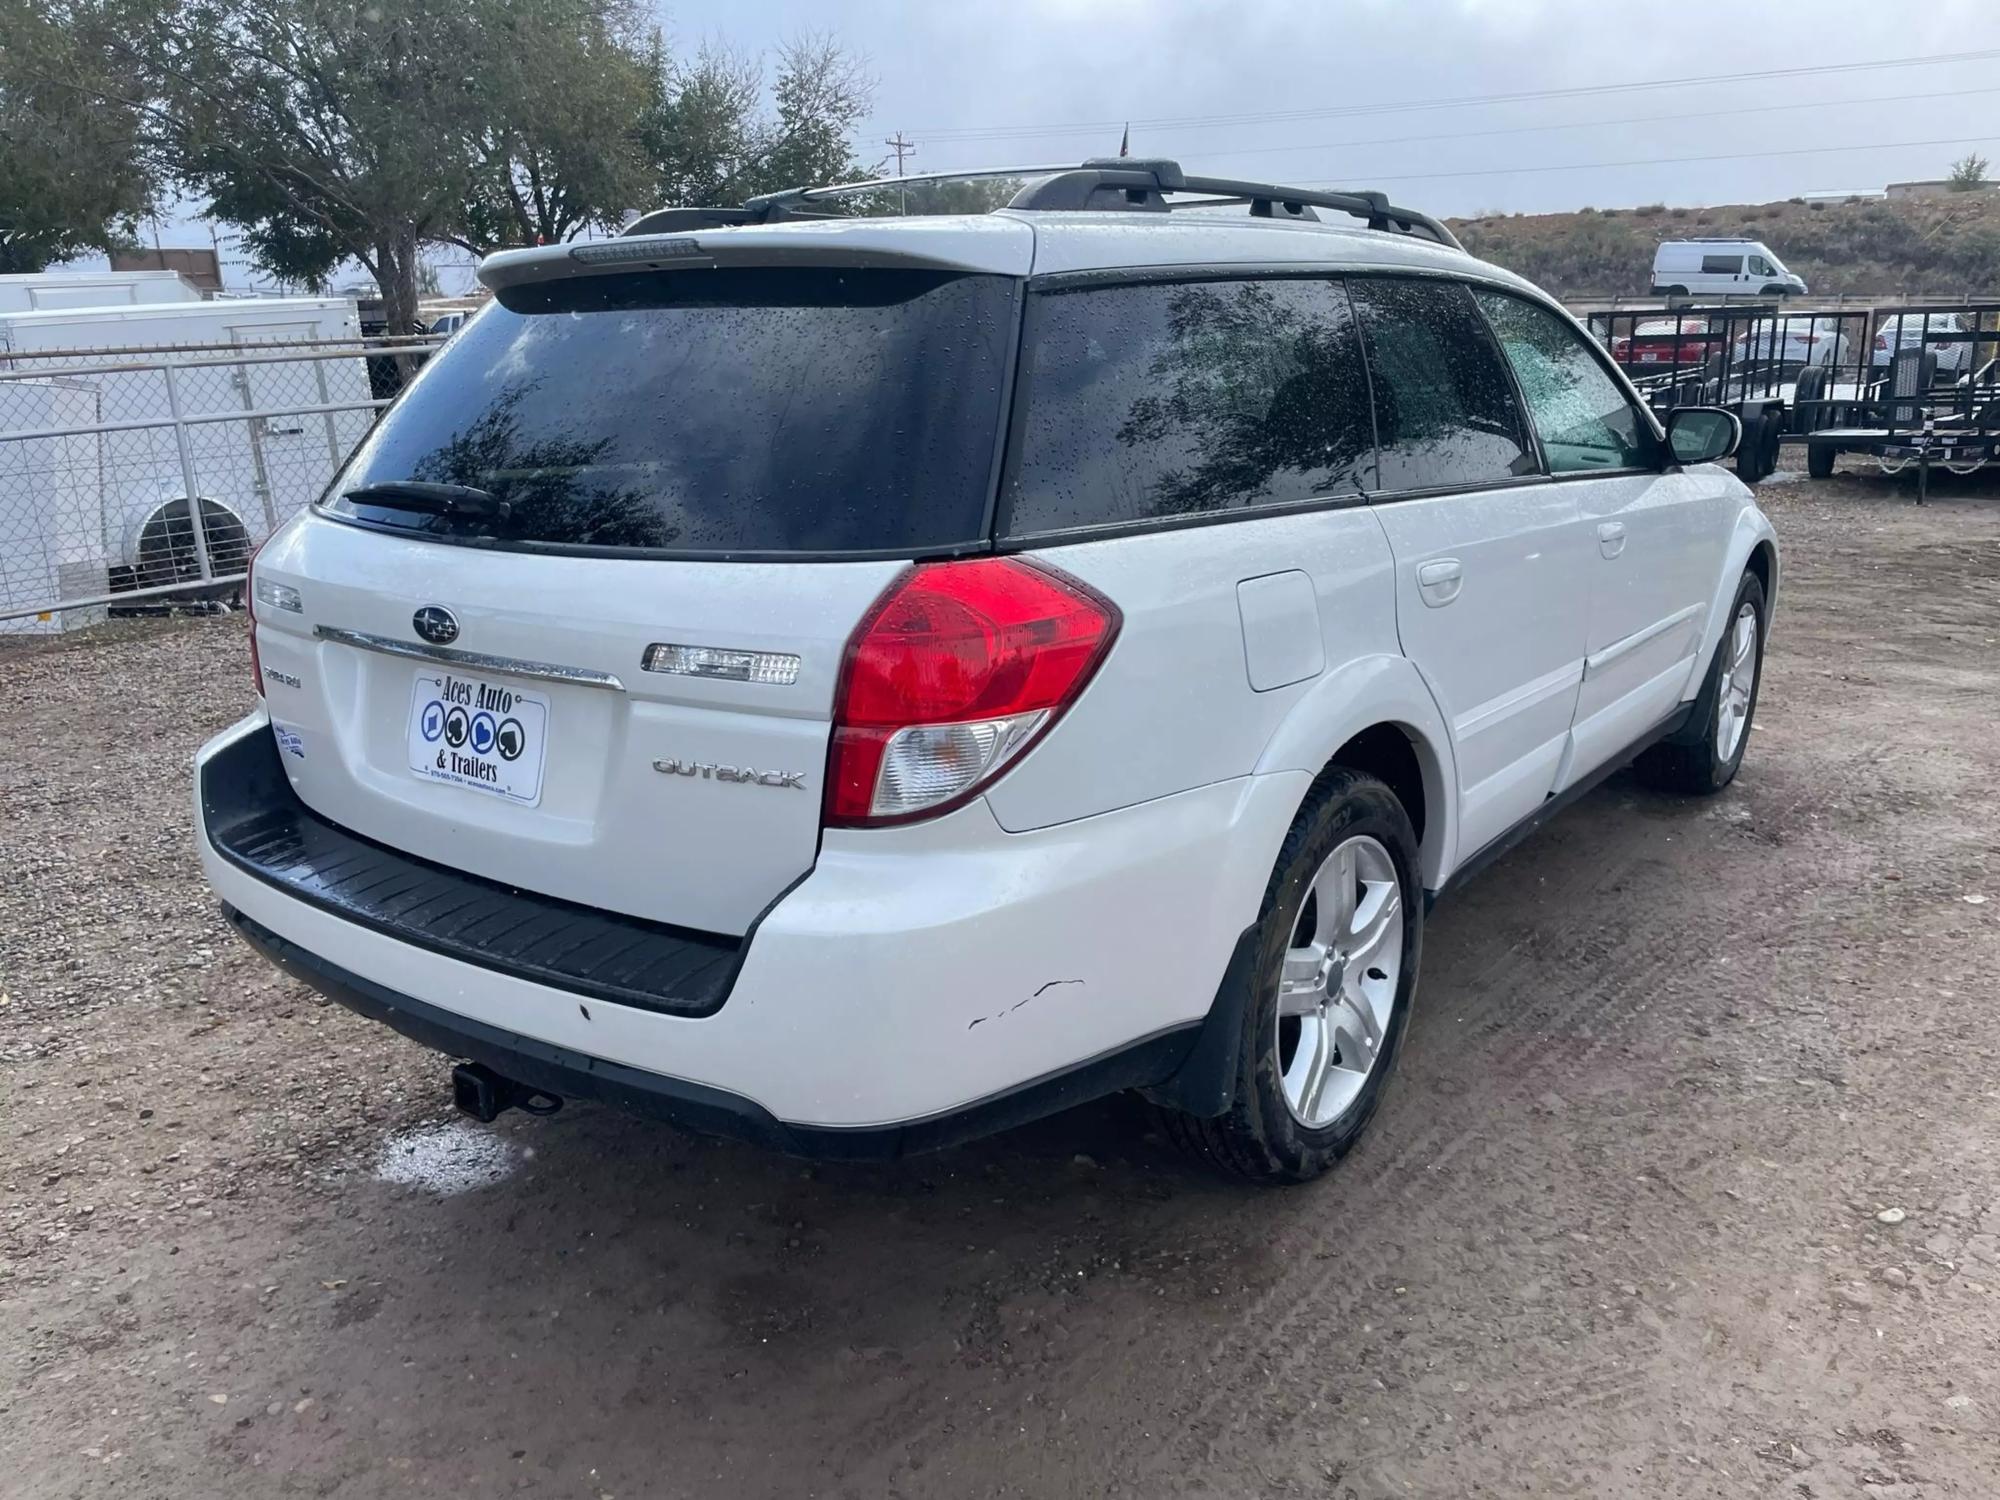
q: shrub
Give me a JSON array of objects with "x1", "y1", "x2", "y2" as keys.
[{"x1": 1634, "y1": 203, "x2": 1666, "y2": 217}]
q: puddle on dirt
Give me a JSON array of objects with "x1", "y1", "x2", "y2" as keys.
[{"x1": 373, "y1": 1120, "x2": 521, "y2": 1195}]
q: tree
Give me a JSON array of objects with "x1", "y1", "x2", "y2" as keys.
[
  {"x1": 634, "y1": 34, "x2": 877, "y2": 214},
  {"x1": 727, "y1": 35, "x2": 876, "y2": 201},
  {"x1": 451, "y1": 0, "x2": 661, "y2": 254},
  {"x1": 643, "y1": 46, "x2": 765, "y2": 210},
  {"x1": 0, "y1": 0, "x2": 156, "y2": 273},
  {"x1": 1948, "y1": 153, "x2": 1990, "y2": 192},
  {"x1": 115, "y1": 0, "x2": 504, "y2": 332}
]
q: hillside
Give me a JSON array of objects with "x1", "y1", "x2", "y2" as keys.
[{"x1": 1450, "y1": 190, "x2": 2000, "y2": 299}]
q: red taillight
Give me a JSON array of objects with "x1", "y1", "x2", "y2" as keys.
[
  {"x1": 1611, "y1": 338, "x2": 1630, "y2": 359},
  {"x1": 824, "y1": 557, "x2": 1120, "y2": 827},
  {"x1": 247, "y1": 544, "x2": 264, "y2": 695}
]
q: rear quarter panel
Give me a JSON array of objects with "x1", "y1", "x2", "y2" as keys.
[{"x1": 985, "y1": 506, "x2": 1454, "y2": 885}]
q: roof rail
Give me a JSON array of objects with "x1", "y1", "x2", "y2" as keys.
[{"x1": 626, "y1": 159, "x2": 1462, "y2": 252}]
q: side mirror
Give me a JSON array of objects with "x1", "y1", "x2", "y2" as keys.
[{"x1": 1666, "y1": 406, "x2": 1741, "y2": 465}]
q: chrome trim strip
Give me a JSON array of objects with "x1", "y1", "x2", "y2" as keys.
[
  {"x1": 1585, "y1": 603, "x2": 1704, "y2": 678},
  {"x1": 313, "y1": 625, "x2": 626, "y2": 692},
  {"x1": 1455, "y1": 659, "x2": 1585, "y2": 739}
]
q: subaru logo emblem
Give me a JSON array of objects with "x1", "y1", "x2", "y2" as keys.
[{"x1": 412, "y1": 605, "x2": 459, "y2": 646}]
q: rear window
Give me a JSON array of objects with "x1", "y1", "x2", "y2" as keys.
[{"x1": 324, "y1": 268, "x2": 1017, "y2": 556}]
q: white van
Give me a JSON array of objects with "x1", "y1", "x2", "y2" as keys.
[{"x1": 1651, "y1": 240, "x2": 1806, "y2": 298}]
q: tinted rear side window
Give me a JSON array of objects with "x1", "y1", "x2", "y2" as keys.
[
  {"x1": 1347, "y1": 277, "x2": 1534, "y2": 493},
  {"x1": 1003, "y1": 277, "x2": 1375, "y2": 536},
  {"x1": 325, "y1": 268, "x2": 1017, "y2": 555}
]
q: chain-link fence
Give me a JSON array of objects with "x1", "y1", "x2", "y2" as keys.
[{"x1": 0, "y1": 334, "x2": 440, "y2": 633}]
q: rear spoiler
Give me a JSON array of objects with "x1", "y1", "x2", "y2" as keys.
[{"x1": 476, "y1": 217, "x2": 1033, "y2": 292}]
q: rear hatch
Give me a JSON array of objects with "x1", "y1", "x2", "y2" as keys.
[{"x1": 252, "y1": 251, "x2": 1024, "y2": 936}]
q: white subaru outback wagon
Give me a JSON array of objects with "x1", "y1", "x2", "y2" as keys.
[{"x1": 196, "y1": 160, "x2": 1775, "y2": 1184}]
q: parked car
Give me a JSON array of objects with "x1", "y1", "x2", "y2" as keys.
[
  {"x1": 195, "y1": 160, "x2": 1778, "y2": 1184},
  {"x1": 1732, "y1": 317, "x2": 1851, "y2": 371},
  {"x1": 1652, "y1": 239, "x2": 1807, "y2": 298},
  {"x1": 1871, "y1": 310, "x2": 1978, "y2": 375},
  {"x1": 1610, "y1": 317, "x2": 1721, "y2": 367}
]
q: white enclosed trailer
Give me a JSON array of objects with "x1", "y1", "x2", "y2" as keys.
[
  {"x1": 0, "y1": 296, "x2": 369, "y2": 632},
  {"x1": 0, "y1": 270, "x2": 204, "y2": 313}
]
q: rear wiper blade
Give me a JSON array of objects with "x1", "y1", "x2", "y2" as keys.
[{"x1": 342, "y1": 481, "x2": 511, "y2": 521}]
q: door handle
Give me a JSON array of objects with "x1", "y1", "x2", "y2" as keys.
[
  {"x1": 1416, "y1": 558, "x2": 1463, "y2": 607},
  {"x1": 1597, "y1": 521, "x2": 1627, "y2": 559}
]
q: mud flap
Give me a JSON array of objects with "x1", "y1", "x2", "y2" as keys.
[{"x1": 1138, "y1": 924, "x2": 1261, "y2": 1118}]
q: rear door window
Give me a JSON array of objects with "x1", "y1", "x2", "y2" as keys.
[
  {"x1": 1001, "y1": 276, "x2": 1376, "y2": 536},
  {"x1": 1346, "y1": 277, "x2": 1535, "y2": 493},
  {"x1": 325, "y1": 268, "x2": 1017, "y2": 556},
  {"x1": 1474, "y1": 291, "x2": 1659, "y2": 472}
]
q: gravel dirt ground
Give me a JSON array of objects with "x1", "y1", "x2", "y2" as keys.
[{"x1": 4, "y1": 465, "x2": 1999, "y2": 1499}]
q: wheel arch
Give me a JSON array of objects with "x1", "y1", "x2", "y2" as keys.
[
  {"x1": 1254, "y1": 654, "x2": 1458, "y2": 890},
  {"x1": 1682, "y1": 508, "x2": 1780, "y2": 701}
]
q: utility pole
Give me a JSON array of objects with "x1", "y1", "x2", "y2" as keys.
[{"x1": 885, "y1": 133, "x2": 915, "y2": 215}]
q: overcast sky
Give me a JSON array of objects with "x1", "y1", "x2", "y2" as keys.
[
  {"x1": 114, "y1": 0, "x2": 2000, "y2": 293},
  {"x1": 788, "y1": 0, "x2": 2000, "y2": 214}
]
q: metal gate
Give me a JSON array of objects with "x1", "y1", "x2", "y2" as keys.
[{"x1": 0, "y1": 335, "x2": 438, "y2": 632}]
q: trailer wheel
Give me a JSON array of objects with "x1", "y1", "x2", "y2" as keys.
[
  {"x1": 1735, "y1": 413, "x2": 1779, "y2": 483},
  {"x1": 1807, "y1": 442, "x2": 1836, "y2": 480},
  {"x1": 1791, "y1": 367, "x2": 1829, "y2": 434}
]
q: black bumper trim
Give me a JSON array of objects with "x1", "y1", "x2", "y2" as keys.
[
  {"x1": 200, "y1": 725, "x2": 743, "y2": 1016},
  {"x1": 226, "y1": 908, "x2": 1201, "y2": 1160}
]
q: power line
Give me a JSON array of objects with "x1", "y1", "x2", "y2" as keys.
[
  {"x1": 902, "y1": 48, "x2": 2000, "y2": 145},
  {"x1": 1297, "y1": 131, "x2": 2000, "y2": 189},
  {"x1": 1005, "y1": 85, "x2": 2000, "y2": 167}
]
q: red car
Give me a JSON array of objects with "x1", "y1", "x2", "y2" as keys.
[{"x1": 1610, "y1": 318, "x2": 1720, "y2": 367}]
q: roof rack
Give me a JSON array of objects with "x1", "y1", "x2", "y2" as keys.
[{"x1": 622, "y1": 158, "x2": 1463, "y2": 252}]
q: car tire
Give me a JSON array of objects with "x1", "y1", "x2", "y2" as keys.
[
  {"x1": 1159, "y1": 768, "x2": 1422, "y2": 1185},
  {"x1": 1635, "y1": 571, "x2": 1767, "y2": 796},
  {"x1": 1665, "y1": 285, "x2": 1689, "y2": 298},
  {"x1": 1807, "y1": 441, "x2": 1836, "y2": 479}
]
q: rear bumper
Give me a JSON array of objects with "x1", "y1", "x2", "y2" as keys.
[
  {"x1": 197, "y1": 711, "x2": 1306, "y2": 1134},
  {"x1": 225, "y1": 907, "x2": 1200, "y2": 1159}
]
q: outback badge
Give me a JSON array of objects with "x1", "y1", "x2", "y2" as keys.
[{"x1": 653, "y1": 758, "x2": 806, "y2": 789}]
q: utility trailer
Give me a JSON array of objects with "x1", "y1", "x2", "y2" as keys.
[
  {"x1": 1789, "y1": 304, "x2": 2000, "y2": 497},
  {"x1": 1590, "y1": 301, "x2": 2000, "y2": 493}
]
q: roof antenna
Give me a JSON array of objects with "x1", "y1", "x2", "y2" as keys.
[{"x1": 1118, "y1": 123, "x2": 1130, "y2": 159}]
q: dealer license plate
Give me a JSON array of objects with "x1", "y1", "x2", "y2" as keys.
[{"x1": 407, "y1": 671, "x2": 549, "y2": 806}]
